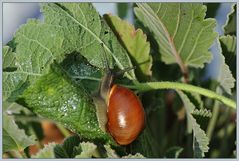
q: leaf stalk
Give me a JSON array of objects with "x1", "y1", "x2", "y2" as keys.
[{"x1": 124, "y1": 81, "x2": 236, "y2": 109}]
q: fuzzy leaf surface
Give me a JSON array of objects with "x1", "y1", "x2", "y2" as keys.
[
  {"x1": 3, "y1": 2, "x2": 135, "y2": 105},
  {"x1": 41, "y1": 3, "x2": 135, "y2": 79},
  {"x1": 134, "y1": 3, "x2": 217, "y2": 69}
]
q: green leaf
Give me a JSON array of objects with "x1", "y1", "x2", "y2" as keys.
[
  {"x1": 216, "y1": 38, "x2": 235, "y2": 95},
  {"x1": 62, "y1": 135, "x2": 82, "y2": 158},
  {"x1": 184, "y1": 92, "x2": 203, "y2": 109},
  {"x1": 4, "y1": 17, "x2": 66, "y2": 101},
  {"x1": 165, "y1": 146, "x2": 183, "y2": 158},
  {"x1": 219, "y1": 35, "x2": 236, "y2": 79},
  {"x1": 104, "y1": 145, "x2": 119, "y2": 158},
  {"x1": 192, "y1": 108, "x2": 212, "y2": 118},
  {"x1": 220, "y1": 35, "x2": 236, "y2": 55},
  {"x1": 205, "y1": 3, "x2": 220, "y2": 18},
  {"x1": 3, "y1": 101, "x2": 27, "y2": 114},
  {"x1": 54, "y1": 144, "x2": 69, "y2": 158},
  {"x1": 104, "y1": 145, "x2": 145, "y2": 158},
  {"x1": 53, "y1": 135, "x2": 82, "y2": 158},
  {"x1": 3, "y1": 2, "x2": 136, "y2": 103},
  {"x1": 75, "y1": 142, "x2": 98, "y2": 158},
  {"x1": 32, "y1": 143, "x2": 56, "y2": 158},
  {"x1": 41, "y1": 3, "x2": 135, "y2": 79},
  {"x1": 192, "y1": 108, "x2": 212, "y2": 130},
  {"x1": 223, "y1": 4, "x2": 236, "y2": 35},
  {"x1": 104, "y1": 14, "x2": 152, "y2": 81},
  {"x1": 122, "y1": 153, "x2": 145, "y2": 158},
  {"x1": 3, "y1": 46, "x2": 17, "y2": 71},
  {"x1": 3, "y1": 113, "x2": 35, "y2": 153},
  {"x1": 134, "y1": 3, "x2": 217, "y2": 70},
  {"x1": 60, "y1": 53, "x2": 102, "y2": 94},
  {"x1": 19, "y1": 64, "x2": 114, "y2": 144},
  {"x1": 177, "y1": 91, "x2": 209, "y2": 158},
  {"x1": 117, "y1": 3, "x2": 129, "y2": 19}
]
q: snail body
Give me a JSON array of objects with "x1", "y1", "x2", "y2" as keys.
[{"x1": 94, "y1": 46, "x2": 145, "y2": 145}]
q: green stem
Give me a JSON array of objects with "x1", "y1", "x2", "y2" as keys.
[
  {"x1": 124, "y1": 81, "x2": 236, "y2": 109},
  {"x1": 206, "y1": 100, "x2": 220, "y2": 140}
]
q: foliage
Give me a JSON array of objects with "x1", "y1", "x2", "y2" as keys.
[
  {"x1": 3, "y1": 114, "x2": 35, "y2": 153},
  {"x1": 32, "y1": 143, "x2": 56, "y2": 158},
  {"x1": 104, "y1": 14, "x2": 152, "y2": 81},
  {"x1": 223, "y1": 4, "x2": 236, "y2": 36},
  {"x1": 2, "y1": 2, "x2": 236, "y2": 159},
  {"x1": 177, "y1": 91, "x2": 209, "y2": 158},
  {"x1": 134, "y1": 3, "x2": 217, "y2": 82}
]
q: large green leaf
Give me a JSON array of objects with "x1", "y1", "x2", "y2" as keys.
[
  {"x1": 177, "y1": 91, "x2": 209, "y2": 158},
  {"x1": 41, "y1": 3, "x2": 135, "y2": 79},
  {"x1": 19, "y1": 64, "x2": 114, "y2": 144},
  {"x1": 104, "y1": 14, "x2": 152, "y2": 81},
  {"x1": 3, "y1": 20, "x2": 56, "y2": 102},
  {"x1": 3, "y1": 2, "x2": 135, "y2": 102},
  {"x1": 3, "y1": 113, "x2": 35, "y2": 153},
  {"x1": 134, "y1": 3, "x2": 217, "y2": 71},
  {"x1": 223, "y1": 4, "x2": 236, "y2": 35}
]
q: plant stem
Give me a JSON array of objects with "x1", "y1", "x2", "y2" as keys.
[
  {"x1": 124, "y1": 81, "x2": 236, "y2": 109},
  {"x1": 206, "y1": 99, "x2": 220, "y2": 140}
]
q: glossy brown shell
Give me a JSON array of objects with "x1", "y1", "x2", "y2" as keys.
[{"x1": 107, "y1": 85, "x2": 145, "y2": 145}]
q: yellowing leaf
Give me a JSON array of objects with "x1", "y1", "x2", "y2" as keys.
[{"x1": 104, "y1": 14, "x2": 152, "y2": 81}]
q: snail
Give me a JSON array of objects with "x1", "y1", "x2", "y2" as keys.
[{"x1": 93, "y1": 44, "x2": 145, "y2": 145}]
